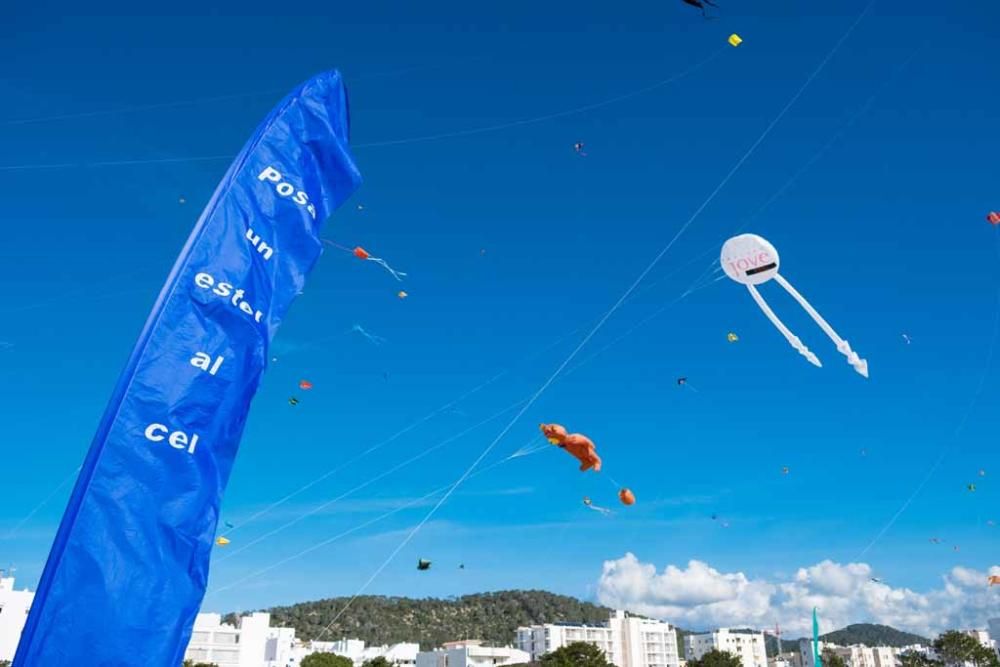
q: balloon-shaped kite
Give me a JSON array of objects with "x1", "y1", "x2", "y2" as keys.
[
  {"x1": 721, "y1": 234, "x2": 869, "y2": 377},
  {"x1": 540, "y1": 423, "x2": 602, "y2": 472},
  {"x1": 619, "y1": 488, "x2": 636, "y2": 506}
]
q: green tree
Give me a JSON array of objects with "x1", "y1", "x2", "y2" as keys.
[
  {"x1": 1, "y1": 660, "x2": 11, "y2": 667},
  {"x1": 900, "y1": 651, "x2": 943, "y2": 667},
  {"x1": 302, "y1": 653, "x2": 354, "y2": 667},
  {"x1": 823, "y1": 648, "x2": 848, "y2": 667},
  {"x1": 689, "y1": 649, "x2": 744, "y2": 667},
  {"x1": 182, "y1": 661, "x2": 218, "y2": 667},
  {"x1": 362, "y1": 658, "x2": 394, "y2": 667},
  {"x1": 541, "y1": 642, "x2": 614, "y2": 667},
  {"x1": 935, "y1": 632, "x2": 1000, "y2": 667}
]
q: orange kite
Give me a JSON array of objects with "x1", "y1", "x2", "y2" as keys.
[{"x1": 540, "y1": 423, "x2": 602, "y2": 472}]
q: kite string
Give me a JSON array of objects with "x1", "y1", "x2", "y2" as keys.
[
  {"x1": 216, "y1": 269, "x2": 706, "y2": 567},
  {"x1": 312, "y1": 3, "x2": 875, "y2": 638},
  {"x1": 0, "y1": 46, "x2": 725, "y2": 171},
  {"x1": 223, "y1": 367, "x2": 513, "y2": 537},
  {"x1": 858, "y1": 281, "x2": 1000, "y2": 557},
  {"x1": 208, "y1": 441, "x2": 551, "y2": 597},
  {"x1": 217, "y1": 396, "x2": 528, "y2": 561},
  {"x1": 1, "y1": 467, "x2": 82, "y2": 541}
]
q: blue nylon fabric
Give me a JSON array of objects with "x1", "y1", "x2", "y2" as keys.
[{"x1": 14, "y1": 70, "x2": 361, "y2": 667}]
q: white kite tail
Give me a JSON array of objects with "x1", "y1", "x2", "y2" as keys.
[
  {"x1": 745, "y1": 284, "x2": 822, "y2": 368},
  {"x1": 367, "y1": 256, "x2": 408, "y2": 282},
  {"x1": 773, "y1": 274, "x2": 869, "y2": 378}
]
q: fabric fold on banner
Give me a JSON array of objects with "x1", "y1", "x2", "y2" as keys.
[{"x1": 14, "y1": 70, "x2": 361, "y2": 667}]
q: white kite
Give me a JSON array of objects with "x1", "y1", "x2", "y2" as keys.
[{"x1": 720, "y1": 234, "x2": 868, "y2": 378}]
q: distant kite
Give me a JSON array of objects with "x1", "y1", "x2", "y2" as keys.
[
  {"x1": 619, "y1": 488, "x2": 636, "y2": 506},
  {"x1": 987, "y1": 212, "x2": 1000, "y2": 225},
  {"x1": 351, "y1": 324, "x2": 386, "y2": 346},
  {"x1": 583, "y1": 497, "x2": 613, "y2": 516},
  {"x1": 216, "y1": 537, "x2": 230, "y2": 547},
  {"x1": 322, "y1": 239, "x2": 408, "y2": 281},
  {"x1": 728, "y1": 34, "x2": 743, "y2": 47},
  {"x1": 727, "y1": 332, "x2": 739, "y2": 343},
  {"x1": 299, "y1": 380, "x2": 313, "y2": 390},
  {"x1": 574, "y1": 142, "x2": 587, "y2": 156},
  {"x1": 398, "y1": 291, "x2": 408, "y2": 299},
  {"x1": 721, "y1": 234, "x2": 869, "y2": 377},
  {"x1": 288, "y1": 397, "x2": 300, "y2": 406},
  {"x1": 417, "y1": 559, "x2": 432, "y2": 571}
]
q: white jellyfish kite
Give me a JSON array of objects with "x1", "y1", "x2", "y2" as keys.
[{"x1": 721, "y1": 234, "x2": 869, "y2": 378}]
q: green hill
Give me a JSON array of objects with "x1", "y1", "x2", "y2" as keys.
[
  {"x1": 762, "y1": 623, "x2": 931, "y2": 655},
  {"x1": 251, "y1": 590, "x2": 612, "y2": 649},
  {"x1": 821, "y1": 624, "x2": 929, "y2": 648}
]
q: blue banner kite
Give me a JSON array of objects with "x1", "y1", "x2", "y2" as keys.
[{"x1": 14, "y1": 71, "x2": 361, "y2": 666}]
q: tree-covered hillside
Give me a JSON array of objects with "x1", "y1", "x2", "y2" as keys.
[{"x1": 256, "y1": 590, "x2": 612, "y2": 649}]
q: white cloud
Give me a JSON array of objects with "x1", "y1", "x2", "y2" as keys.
[{"x1": 597, "y1": 553, "x2": 1000, "y2": 637}]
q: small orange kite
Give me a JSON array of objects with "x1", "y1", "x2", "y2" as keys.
[
  {"x1": 540, "y1": 423, "x2": 602, "y2": 472},
  {"x1": 619, "y1": 488, "x2": 636, "y2": 506}
]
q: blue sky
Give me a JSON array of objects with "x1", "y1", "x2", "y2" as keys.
[{"x1": 1, "y1": 0, "x2": 999, "y2": 632}]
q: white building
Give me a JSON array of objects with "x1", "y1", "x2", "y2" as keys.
[
  {"x1": 686, "y1": 630, "x2": 768, "y2": 667},
  {"x1": 0, "y1": 575, "x2": 34, "y2": 662},
  {"x1": 291, "y1": 638, "x2": 418, "y2": 667},
  {"x1": 516, "y1": 609, "x2": 681, "y2": 667},
  {"x1": 988, "y1": 621, "x2": 1000, "y2": 647},
  {"x1": 799, "y1": 639, "x2": 830, "y2": 667},
  {"x1": 834, "y1": 645, "x2": 877, "y2": 667},
  {"x1": 872, "y1": 646, "x2": 898, "y2": 667},
  {"x1": 963, "y1": 630, "x2": 994, "y2": 651},
  {"x1": 184, "y1": 612, "x2": 297, "y2": 667},
  {"x1": 363, "y1": 641, "x2": 419, "y2": 666},
  {"x1": 416, "y1": 640, "x2": 530, "y2": 667},
  {"x1": 800, "y1": 641, "x2": 909, "y2": 667}
]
